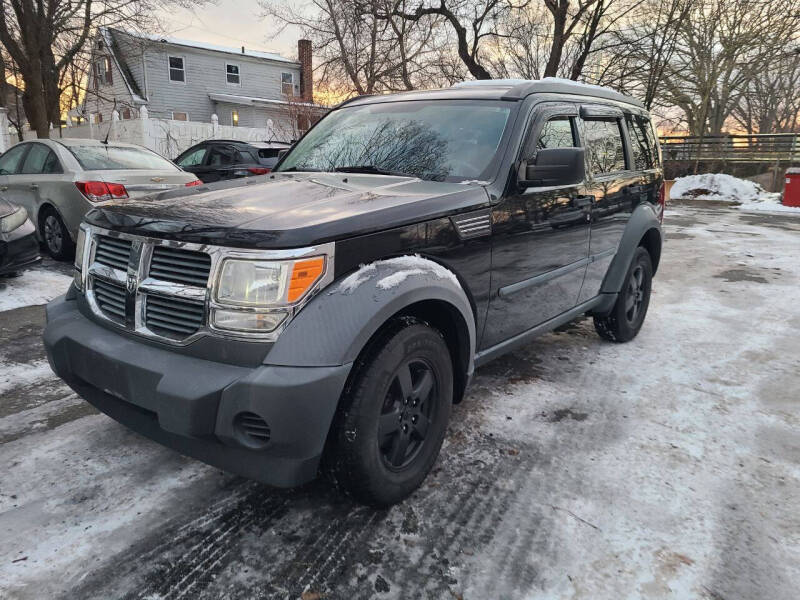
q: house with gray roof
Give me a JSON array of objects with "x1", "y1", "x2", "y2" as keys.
[{"x1": 78, "y1": 28, "x2": 315, "y2": 138}]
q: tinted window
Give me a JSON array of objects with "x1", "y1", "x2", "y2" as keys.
[
  {"x1": 207, "y1": 146, "x2": 236, "y2": 166},
  {"x1": 258, "y1": 148, "x2": 283, "y2": 159},
  {"x1": 583, "y1": 119, "x2": 627, "y2": 174},
  {"x1": 278, "y1": 100, "x2": 513, "y2": 182},
  {"x1": 169, "y1": 56, "x2": 185, "y2": 82},
  {"x1": 626, "y1": 113, "x2": 658, "y2": 170},
  {"x1": 177, "y1": 147, "x2": 208, "y2": 167},
  {"x1": 21, "y1": 144, "x2": 61, "y2": 174},
  {"x1": 68, "y1": 145, "x2": 178, "y2": 171},
  {"x1": 0, "y1": 144, "x2": 29, "y2": 175},
  {"x1": 537, "y1": 117, "x2": 576, "y2": 151}
]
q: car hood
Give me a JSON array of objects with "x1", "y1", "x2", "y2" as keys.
[{"x1": 85, "y1": 172, "x2": 490, "y2": 248}]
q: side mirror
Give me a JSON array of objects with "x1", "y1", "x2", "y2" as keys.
[
  {"x1": 519, "y1": 147, "x2": 585, "y2": 188},
  {"x1": 277, "y1": 148, "x2": 290, "y2": 159}
]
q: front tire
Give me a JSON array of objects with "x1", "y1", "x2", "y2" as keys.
[
  {"x1": 594, "y1": 246, "x2": 653, "y2": 342},
  {"x1": 326, "y1": 320, "x2": 453, "y2": 507},
  {"x1": 40, "y1": 207, "x2": 74, "y2": 261}
]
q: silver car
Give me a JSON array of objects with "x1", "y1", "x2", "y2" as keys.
[{"x1": 0, "y1": 139, "x2": 200, "y2": 259}]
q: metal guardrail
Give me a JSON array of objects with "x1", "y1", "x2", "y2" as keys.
[{"x1": 659, "y1": 133, "x2": 800, "y2": 163}]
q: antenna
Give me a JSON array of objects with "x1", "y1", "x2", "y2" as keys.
[{"x1": 102, "y1": 99, "x2": 117, "y2": 145}]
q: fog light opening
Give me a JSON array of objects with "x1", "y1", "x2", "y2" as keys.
[{"x1": 233, "y1": 412, "x2": 271, "y2": 448}]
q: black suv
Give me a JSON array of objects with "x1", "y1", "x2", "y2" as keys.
[
  {"x1": 174, "y1": 140, "x2": 291, "y2": 183},
  {"x1": 44, "y1": 79, "x2": 664, "y2": 506}
]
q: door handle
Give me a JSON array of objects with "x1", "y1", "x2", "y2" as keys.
[
  {"x1": 573, "y1": 195, "x2": 594, "y2": 208},
  {"x1": 29, "y1": 183, "x2": 39, "y2": 190},
  {"x1": 625, "y1": 185, "x2": 644, "y2": 194},
  {"x1": 0, "y1": 186, "x2": 7, "y2": 192}
]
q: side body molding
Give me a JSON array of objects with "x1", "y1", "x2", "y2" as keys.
[
  {"x1": 600, "y1": 202, "x2": 662, "y2": 296},
  {"x1": 264, "y1": 256, "x2": 477, "y2": 377}
]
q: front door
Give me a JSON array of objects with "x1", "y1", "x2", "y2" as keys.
[
  {"x1": 0, "y1": 143, "x2": 32, "y2": 214},
  {"x1": 482, "y1": 104, "x2": 591, "y2": 350}
]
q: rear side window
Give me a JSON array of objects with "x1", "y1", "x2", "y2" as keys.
[
  {"x1": 583, "y1": 119, "x2": 627, "y2": 174},
  {"x1": 257, "y1": 148, "x2": 283, "y2": 159},
  {"x1": 626, "y1": 113, "x2": 659, "y2": 170},
  {"x1": 68, "y1": 145, "x2": 178, "y2": 171},
  {"x1": 207, "y1": 146, "x2": 236, "y2": 166},
  {"x1": 0, "y1": 144, "x2": 28, "y2": 175},
  {"x1": 21, "y1": 144, "x2": 61, "y2": 174}
]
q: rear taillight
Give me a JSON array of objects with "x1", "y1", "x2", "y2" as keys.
[
  {"x1": 657, "y1": 181, "x2": 666, "y2": 223},
  {"x1": 248, "y1": 167, "x2": 270, "y2": 175},
  {"x1": 185, "y1": 179, "x2": 202, "y2": 187},
  {"x1": 75, "y1": 181, "x2": 129, "y2": 202}
]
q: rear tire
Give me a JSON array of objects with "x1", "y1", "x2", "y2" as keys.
[
  {"x1": 40, "y1": 207, "x2": 74, "y2": 261},
  {"x1": 326, "y1": 319, "x2": 453, "y2": 507},
  {"x1": 594, "y1": 246, "x2": 653, "y2": 343}
]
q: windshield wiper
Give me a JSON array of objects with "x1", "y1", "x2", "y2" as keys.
[{"x1": 333, "y1": 165, "x2": 414, "y2": 177}]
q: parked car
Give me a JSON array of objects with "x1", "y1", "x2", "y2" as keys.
[
  {"x1": 44, "y1": 79, "x2": 664, "y2": 506},
  {"x1": 0, "y1": 197, "x2": 40, "y2": 276},
  {"x1": 0, "y1": 139, "x2": 201, "y2": 260},
  {"x1": 173, "y1": 140, "x2": 291, "y2": 183}
]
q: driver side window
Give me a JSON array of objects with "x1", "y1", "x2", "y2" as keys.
[
  {"x1": 537, "y1": 117, "x2": 578, "y2": 151},
  {"x1": 0, "y1": 144, "x2": 29, "y2": 176}
]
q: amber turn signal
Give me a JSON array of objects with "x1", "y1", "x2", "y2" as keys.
[{"x1": 288, "y1": 257, "x2": 325, "y2": 302}]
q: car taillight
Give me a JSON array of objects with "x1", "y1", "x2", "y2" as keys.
[
  {"x1": 248, "y1": 167, "x2": 270, "y2": 175},
  {"x1": 75, "y1": 181, "x2": 129, "y2": 202},
  {"x1": 185, "y1": 179, "x2": 202, "y2": 187},
  {"x1": 657, "y1": 181, "x2": 666, "y2": 223}
]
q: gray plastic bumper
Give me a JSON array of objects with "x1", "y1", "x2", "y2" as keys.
[{"x1": 43, "y1": 295, "x2": 352, "y2": 487}]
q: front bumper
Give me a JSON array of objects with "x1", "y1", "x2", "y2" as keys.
[
  {"x1": 43, "y1": 294, "x2": 352, "y2": 487},
  {"x1": 0, "y1": 220, "x2": 40, "y2": 275}
]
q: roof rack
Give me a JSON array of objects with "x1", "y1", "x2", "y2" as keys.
[{"x1": 454, "y1": 77, "x2": 644, "y2": 108}]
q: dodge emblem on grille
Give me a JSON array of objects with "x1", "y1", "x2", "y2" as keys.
[{"x1": 126, "y1": 273, "x2": 137, "y2": 293}]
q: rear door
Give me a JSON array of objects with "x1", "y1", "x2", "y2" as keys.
[
  {"x1": 202, "y1": 144, "x2": 239, "y2": 182},
  {"x1": 482, "y1": 102, "x2": 591, "y2": 349},
  {"x1": 578, "y1": 105, "x2": 641, "y2": 303}
]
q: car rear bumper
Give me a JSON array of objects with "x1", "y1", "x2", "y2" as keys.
[
  {"x1": 43, "y1": 294, "x2": 352, "y2": 487},
  {"x1": 0, "y1": 220, "x2": 41, "y2": 275}
]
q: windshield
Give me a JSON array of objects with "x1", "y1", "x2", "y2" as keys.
[
  {"x1": 68, "y1": 145, "x2": 179, "y2": 171},
  {"x1": 277, "y1": 100, "x2": 513, "y2": 182}
]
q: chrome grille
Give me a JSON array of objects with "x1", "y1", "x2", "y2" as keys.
[
  {"x1": 92, "y1": 278, "x2": 126, "y2": 323},
  {"x1": 144, "y1": 294, "x2": 205, "y2": 339},
  {"x1": 149, "y1": 246, "x2": 211, "y2": 287},
  {"x1": 95, "y1": 235, "x2": 132, "y2": 271}
]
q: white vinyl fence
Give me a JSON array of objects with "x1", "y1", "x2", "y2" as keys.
[{"x1": 2, "y1": 108, "x2": 298, "y2": 159}]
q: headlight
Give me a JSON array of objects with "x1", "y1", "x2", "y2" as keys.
[
  {"x1": 212, "y1": 255, "x2": 326, "y2": 333},
  {"x1": 0, "y1": 206, "x2": 28, "y2": 233},
  {"x1": 73, "y1": 226, "x2": 88, "y2": 291}
]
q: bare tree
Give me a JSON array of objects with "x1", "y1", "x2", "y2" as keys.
[
  {"x1": 660, "y1": 0, "x2": 800, "y2": 136},
  {"x1": 0, "y1": 0, "x2": 208, "y2": 138}
]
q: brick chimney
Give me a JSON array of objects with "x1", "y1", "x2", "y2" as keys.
[{"x1": 298, "y1": 39, "x2": 313, "y2": 103}]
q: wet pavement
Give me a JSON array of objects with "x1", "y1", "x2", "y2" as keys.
[{"x1": 1, "y1": 206, "x2": 799, "y2": 599}]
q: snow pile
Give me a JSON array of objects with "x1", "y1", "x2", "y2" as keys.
[
  {"x1": 671, "y1": 173, "x2": 773, "y2": 203},
  {"x1": 737, "y1": 194, "x2": 800, "y2": 214},
  {"x1": 0, "y1": 269, "x2": 72, "y2": 313}
]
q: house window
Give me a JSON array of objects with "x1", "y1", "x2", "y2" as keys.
[
  {"x1": 169, "y1": 56, "x2": 185, "y2": 82},
  {"x1": 172, "y1": 111, "x2": 189, "y2": 121},
  {"x1": 226, "y1": 63, "x2": 240, "y2": 86},
  {"x1": 94, "y1": 56, "x2": 113, "y2": 87},
  {"x1": 121, "y1": 107, "x2": 132, "y2": 120},
  {"x1": 281, "y1": 72, "x2": 294, "y2": 96},
  {"x1": 231, "y1": 110, "x2": 239, "y2": 126},
  {"x1": 94, "y1": 113, "x2": 103, "y2": 124}
]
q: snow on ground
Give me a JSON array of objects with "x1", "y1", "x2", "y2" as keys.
[
  {"x1": 1, "y1": 206, "x2": 800, "y2": 599},
  {"x1": 737, "y1": 194, "x2": 800, "y2": 214},
  {"x1": 0, "y1": 268, "x2": 72, "y2": 313}
]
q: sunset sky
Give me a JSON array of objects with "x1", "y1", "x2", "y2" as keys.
[{"x1": 158, "y1": 0, "x2": 303, "y2": 60}]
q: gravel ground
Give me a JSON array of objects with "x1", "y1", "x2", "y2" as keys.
[{"x1": 1, "y1": 204, "x2": 799, "y2": 600}]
